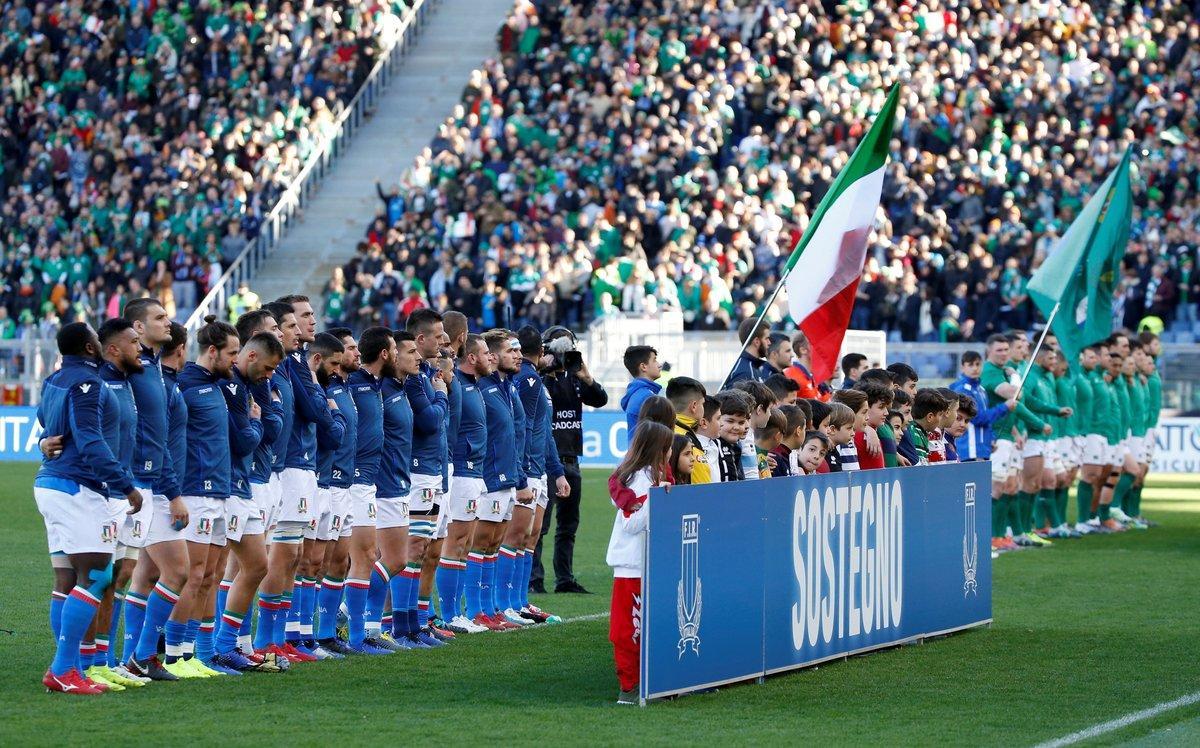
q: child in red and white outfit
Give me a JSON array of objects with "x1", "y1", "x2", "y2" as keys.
[{"x1": 606, "y1": 421, "x2": 675, "y2": 705}]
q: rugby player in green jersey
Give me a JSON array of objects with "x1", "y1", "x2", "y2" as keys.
[
  {"x1": 1133, "y1": 332, "x2": 1164, "y2": 525},
  {"x1": 1073, "y1": 345, "x2": 1106, "y2": 534},
  {"x1": 979, "y1": 334, "x2": 1039, "y2": 550},
  {"x1": 1022, "y1": 343, "x2": 1073, "y2": 543}
]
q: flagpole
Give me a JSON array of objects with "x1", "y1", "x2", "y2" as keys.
[
  {"x1": 1014, "y1": 301, "x2": 1060, "y2": 396},
  {"x1": 719, "y1": 263, "x2": 792, "y2": 388}
]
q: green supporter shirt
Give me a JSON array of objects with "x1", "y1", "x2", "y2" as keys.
[
  {"x1": 1146, "y1": 370, "x2": 1162, "y2": 430},
  {"x1": 907, "y1": 422, "x2": 931, "y2": 465},
  {"x1": 1055, "y1": 372, "x2": 1078, "y2": 437},
  {"x1": 1128, "y1": 375, "x2": 1149, "y2": 437},
  {"x1": 1113, "y1": 377, "x2": 1132, "y2": 442},
  {"x1": 877, "y1": 423, "x2": 898, "y2": 468},
  {"x1": 981, "y1": 360, "x2": 1045, "y2": 440},
  {"x1": 1089, "y1": 370, "x2": 1119, "y2": 445},
  {"x1": 1074, "y1": 368, "x2": 1095, "y2": 437},
  {"x1": 1021, "y1": 364, "x2": 1062, "y2": 441}
]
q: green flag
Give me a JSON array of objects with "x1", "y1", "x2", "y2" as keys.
[{"x1": 1027, "y1": 148, "x2": 1132, "y2": 365}]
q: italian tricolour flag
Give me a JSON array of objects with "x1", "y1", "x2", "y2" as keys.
[{"x1": 783, "y1": 85, "x2": 900, "y2": 383}]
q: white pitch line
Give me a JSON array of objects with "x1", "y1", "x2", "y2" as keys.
[{"x1": 1035, "y1": 691, "x2": 1200, "y2": 747}]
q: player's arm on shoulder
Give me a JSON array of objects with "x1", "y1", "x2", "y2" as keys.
[{"x1": 68, "y1": 380, "x2": 134, "y2": 494}]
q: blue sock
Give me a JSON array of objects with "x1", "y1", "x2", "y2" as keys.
[
  {"x1": 464, "y1": 553, "x2": 484, "y2": 619},
  {"x1": 214, "y1": 579, "x2": 232, "y2": 641},
  {"x1": 215, "y1": 607, "x2": 245, "y2": 654},
  {"x1": 79, "y1": 639, "x2": 96, "y2": 670},
  {"x1": 417, "y1": 597, "x2": 431, "y2": 629},
  {"x1": 106, "y1": 592, "x2": 124, "y2": 667},
  {"x1": 407, "y1": 567, "x2": 422, "y2": 630},
  {"x1": 252, "y1": 595, "x2": 280, "y2": 651},
  {"x1": 345, "y1": 578, "x2": 369, "y2": 646},
  {"x1": 518, "y1": 550, "x2": 532, "y2": 609},
  {"x1": 496, "y1": 546, "x2": 518, "y2": 611},
  {"x1": 317, "y1": 577, "x2": 343, "y2": 640},
  {"x1": 275, "y1": 594, "x2": 292, "y2": 646},
  {"x1": 481, "y1": 554, "x2": 497, "y2": 614},
  {"x1": 390, "y1": 565, "x2": 417, "y2": 637},
  {"x1": 285, "y1": 578, "x2": 303, "y2": 642},
  {"x1": 365, "y1": 563, "x2": 390, "y2": 635},
  {"x1": 299, "y1": 577, "x2": 317, "y2": 640},
  {"x1": 52, "y1": 588, "x2": 99, "y2": 675},
  {"x1": 50, "y1": 591, "x2": 67, "y2": 647},
  {"x1": 436, "y1": 559, "x2": 461, "y2": 622},
  {"x1": 122, "y1": 591, "x2": 147, "y2": 662},
  {"x1": 196, "y1": 618, "x2": 215, "y2": 662},
  {"x1": 239, "y1": 598, "x2": 254, "y2": 640},
  {"x1": 136, "y1": 582, "x2": 180, "y2": 661},
  {"x1": 183, "y1": 618, "x2": 200, "y2": 659},
  {"x1": 164, "y1": 619, "x2": 187, "y2": 663}
]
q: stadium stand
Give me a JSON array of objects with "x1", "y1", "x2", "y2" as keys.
[
  {"x1": 0, "y1": 0, "x2": 411, "y2": 332},
  {"x1": 321, "y1": 0, "x2": 1200, "y2": 341}
]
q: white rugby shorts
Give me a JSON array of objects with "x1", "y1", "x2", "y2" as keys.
[
  {"x1": 34, "y1": 479, "x2": 114, "y2": 555},
  {"x1": 225, "y1": 495, "x2": 264, "y2": 543},
  {"x1": 307, "y1": 486, "x2": 335, "y2": 541},
  {"x1": 349, "y1": 483, "x2": 377, "y2": 528},
  {"x1": 407, "y1": 473, "x2": 443, "y2": 515},
  {"x1": 145, "y1": 493, "x2": 185, "y2": 545},
  {"x1": 278, "y1": 468, "x2": 316, "y2": 524},
  {"x1": 477, "y1": 488, "x2": 515, "y2": 523},
  {"x1": 527, "y1": 475, "x2": 549, "y2": 509},
  {"x1": 990, "y1": 440, "x2": 1019, "y2": 482},
  {"x1": 448, "y1": 476, "x2": 487, "y2": 522},
  {"x1": 181, "y1": 496, "x2": 227, "y2": 547},
  {"x1": 117, "y1": 486, "x2": 154, "y2": 549},
  {"x1": 1082, "y1": 434, "x2": 1107, "y2": 465},
  {"x1": 331, "y1": 486, "x2": 353, "y2": 539},
  {"x1": 376, "y1": 494, "x2": 410, "y2": 530}
]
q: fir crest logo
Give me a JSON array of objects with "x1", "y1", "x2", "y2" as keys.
[
  {"x1": 196, "y1": 517, "x2": 213, "y2": 536},
  {"x1": 677, "y1": 514, "x2": 702, "y2": 658},
  {"x1": 298, "y1": 497, "x2": 308, "y2": 515},
  {"x1": 963, "y1": 482, "x2": 978, "y2": 596}
]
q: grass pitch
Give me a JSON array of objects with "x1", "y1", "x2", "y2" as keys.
[{"x1": 1, "y1": 465, "x2": 1198, "y2": 746}]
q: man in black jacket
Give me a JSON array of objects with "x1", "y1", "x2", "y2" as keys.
[{"x1": 533, "y1": 327, "x2": 608, "y2": 594}]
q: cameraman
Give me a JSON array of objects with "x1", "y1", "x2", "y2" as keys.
[{"x1": 532, "y1": 326, "x2": 608, "y2": 594}]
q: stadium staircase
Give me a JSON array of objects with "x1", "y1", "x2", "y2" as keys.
[{"x1": 249, "y1": 0, "x2": 515, "y2": 305}]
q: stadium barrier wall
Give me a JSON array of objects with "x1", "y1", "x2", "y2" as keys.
[
  {"x1": 639, "y1": 462, "x2": 994, "y2": 702},
  {"x1": 1, "y1": 407, "x2": 1196, "y2": 472}
]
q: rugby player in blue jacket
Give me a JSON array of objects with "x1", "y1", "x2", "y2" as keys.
[
  {"x1": 284, "y1": 329, "x2": 348, "y2": 658},
  {"x1": 211, "y1": 330, "x2": 285, "y2": 674},
  {"x1": 397, "y1": 309, "x2": 449, "y2": 648},
  {"x1": 35, "y1": 322, "x2": 140, "y2": 694},
  {"x1": 512, "y1": 327, "x2": 569, "y2": 624},
  {"x1": 342, "y1": 327, "x2": 393, "y2": 652},
  {"x1": 439, "y1": 333, "x2": 492, "y2": 634},
  {"x1": 312, "y1": 327, "x2": 360, "y2": 657},
  {"x1": 120, "y1": 302, "x2": 190, "y2": 683},
  {"x1": 256, "y1": 301, "x2": 301, "y2": 658},
  {"x1": 466, "y1": 330, "x2": 532, "y2": 631},
  {"x1": 126, "y1": 322, "x2": 193, "y2": 681},
  {"x1": 171, "y1": 316, "x2": 243, "y2": 679},
  {"x1": 363, "y1": 330, "x2": 420, "y2": 652},
  {"x1": 422, "y1": 313, "x2": 466, "y2": 639},
  {"x1": 89, "y1": 318, "x2": 146, "y2": 689},
  {"x1": 216, "y1": 310, "x2": 285, "y2": 666}
]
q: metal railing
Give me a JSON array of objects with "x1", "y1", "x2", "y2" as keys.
[{"x1": 184, "y1": 0, "x2": 438, "y2": 340}]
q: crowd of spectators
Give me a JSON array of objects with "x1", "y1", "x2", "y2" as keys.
[
  {"x1": 326, "y1": 0, "x2": 1200, "y2": 342},
  {"x1": 0, "y1": 0, "x2": 408, "y2": 340}
]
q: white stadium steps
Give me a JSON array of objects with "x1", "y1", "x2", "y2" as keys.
[{"x1": 250, "y1": 0, "x2": 514, "y2": 306}]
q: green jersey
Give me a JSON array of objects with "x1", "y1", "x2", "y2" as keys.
[
  {"x1": 1022, "y1": 364, "x2": 1062, "y2": 440},
  {"x1": 1074, "y1": 368, "x2": 1094, "y2": 436},
  {"x1": 1128, "y1": 375, "x2": 1149, "y2": 437},
  {"x1": 907, "y1": 422, "x2": 931, "y2": 465},
  {"x1": 981, "y1": 360, "x2": 1045, "y2": 440},
  {"x1": 1090, "y1": 370, "x2": 1120, "y2": 445},
  {"x1": 1146, "y1": 370, "x2": 1162, "y2": 430},
  {"x1": 1112, "y1": 376, "x2": 1132, "y2": 442},
  {"x1": 1055, "y1": 371, "x2": 1078, "y2": 437}
]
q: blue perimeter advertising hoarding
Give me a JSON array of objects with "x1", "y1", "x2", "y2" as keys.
[
  {"x1": 640, "y1": 462, "x2": 993, "y2": 702},
  {"x1": 0, "y1": 407, "x2": 1192, "y2": 470}
]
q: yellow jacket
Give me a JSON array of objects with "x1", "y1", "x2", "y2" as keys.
[{"x1": 675, "y1": 416, "x2": 713, "y2": 484}]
